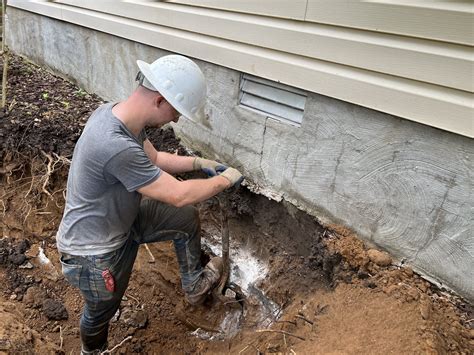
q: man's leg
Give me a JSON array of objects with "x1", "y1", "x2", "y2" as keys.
[
  {"x1": 60, "y1": 237, "x2": 138, "y2": 353},
  {"x1": 133, "y1": 199, "x2": 222, "y2": 303}
]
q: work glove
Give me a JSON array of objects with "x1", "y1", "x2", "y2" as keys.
[
  {"x1": 219, "y1": 167, "x2": 244, "y2": 188},
  {"x1": 193, "y1": 157, "x2": 228, "y2": 177}
]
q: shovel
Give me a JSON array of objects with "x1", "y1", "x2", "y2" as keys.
[
  {"x1": 212, "y1": 191, "x2": 246, "y2": 307},
  {"x1": 211, "y1": 166, "x2": 245, "y2": 306}
]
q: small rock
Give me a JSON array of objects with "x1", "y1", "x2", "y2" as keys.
[
  {"x1": 10, "y1": 294, "x2": 17, "y2": 300},
  {"x1": 367, "y1": 249, "x2": 392, "y2": 267},
  {"x1": 225, "y1": 288, "x2": 237, "y2": 298},
  {"x1": 406, "y1": 288, "x2": 420, "y2": 302},
  {"x1": 121, "y1": 308, "x2": 147, "y2": 329},
  {"x1": 67, "y1": 327, "x2": 80, "y2": 336},
  {"x1": 342, "y1": 274, "x2": 353, "y2": 283},
  {"x1": 143, "y1": 278, "x2": 154, "y2": 287},
  {"x1": 16, "y1": 240, "x2": 30, "y2": 254},
  {"x1": 23, "y1": 286, "x2": 46, "y2": 308},
  {"x1": 449, "y1": 325, "x2": 459, "y2": 335},
  {"x1": 419, "y1": 300, "x2": 431, "y2": 320},
  {"x1": 0, "y1": 339, "x2": 11, "y2": 350},
  {"x1": 111, "y1": 309, "x2": 120, "y2": 323},
  {"x1": 383, "y1": 284, "x2": 399, "y2": 295},
  {"x1": 425, "y1": 338, "x2": 436, "y2": 348},
  {"x1": 19, "y1": 262, "x2": 34, "y2": 269},
  {"x1": 363, "y1": 281, "x2": 377, "y2": 289},
  {"x1": 9, "y1": 253, "x2": 26, "y2": 265},
  {"x1": 404, "y1": 267, "x2": 414, "y2": 277},
  {"x1": 357, "y1": 271, "x2": 370, "y2": 280},
  {"x1": 24, "y1": 330, "x2": 34, "y2": 342},
  {"x1": 42, "y1": 298, "x2": 68, "y2": 320},
  {"x1": 418, "y1": 282, "x2": 429, "y2": 293},
  {"x1": 266, "y1": 343, "x2": 281, "y2": 352},
  {"x1": 126, "y1": 328, "x2": 137, "y2": 337}
]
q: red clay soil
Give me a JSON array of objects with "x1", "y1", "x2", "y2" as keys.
[{"x1": 0, "y1": 54, "x2": 473, "y2": 354}]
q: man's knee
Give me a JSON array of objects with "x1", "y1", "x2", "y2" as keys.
[{"x1": 180, "y1": 205, "x2": 200, "y2": 235}]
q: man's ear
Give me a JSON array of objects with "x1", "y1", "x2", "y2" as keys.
[{"x1": 155, "y1": 94, "x2": 166, "y2": 108}]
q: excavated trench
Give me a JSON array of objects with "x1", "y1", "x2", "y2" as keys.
[
  {"x1": 176, "y1": 188, "x2": 339, "y2": 340},
  {"x1": 0, "y1": 54, "x2": 473, "y2": 354}
]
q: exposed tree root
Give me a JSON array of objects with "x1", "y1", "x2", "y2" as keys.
[
  {"x1": 100, "y1": 336, "x2": 133, "y2": 355},
  {"x1": 1, "y1": 151, "x2": 71, "y2": 232},
  {"x1": 255, "y1": 329, "x2": 306, "y2": 341}
]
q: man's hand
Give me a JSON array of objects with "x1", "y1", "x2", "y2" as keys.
[
  {"x1": 193, "y1": 157, "x2": 228, "y2": 176},
  {"x1": 219, "y1": 167, "x2": 244, "y2": 188}
]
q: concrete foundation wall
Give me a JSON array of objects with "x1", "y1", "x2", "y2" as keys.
[{"x1": 7, "y1": 9, "x2": 473, "y2": 301}]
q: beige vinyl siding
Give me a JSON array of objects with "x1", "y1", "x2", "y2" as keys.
[
  {"x1": 166, "y1": 0, "x2": 308, "y2": 20},
  {"x1": 9, "y1": 0, "x2": 474, "y2": 137},
  {"x1": 305, "y1": 1, "x2": 474, "y2": 46}
]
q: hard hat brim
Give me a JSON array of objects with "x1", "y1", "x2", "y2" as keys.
[{"x1": 136, "y1": 59, "x2": 203, "y2": 123}]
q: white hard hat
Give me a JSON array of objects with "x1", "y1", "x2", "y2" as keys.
[{"x1": 136, "y1": 55, "x2": 207, "y2": 122}]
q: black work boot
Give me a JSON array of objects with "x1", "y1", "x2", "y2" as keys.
[
  {"x1": 81, "y1": 342, "x2": 108, "y2": 355},
  {"x1": 185, "y1": 257, "x2": 223, "y2": 305}
]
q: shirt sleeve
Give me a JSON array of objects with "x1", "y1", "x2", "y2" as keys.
[{"x1": 103, "y1": 147, "x2": 161, "y2": 192}]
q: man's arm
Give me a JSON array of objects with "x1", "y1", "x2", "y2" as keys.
[
  {"x1": 144, "y1": 139, "x2": 228, "y2": 176},
  {"x1": 144, "y1": 139, "x2": 194, "y2": 174},
  {"x1": 138, "y1": 170, "x2": 234, "y2": 207}
]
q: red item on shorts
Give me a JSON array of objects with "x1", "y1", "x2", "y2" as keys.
[{"x1": 102, "y1": 269, "x2": 115, "y2": 292}]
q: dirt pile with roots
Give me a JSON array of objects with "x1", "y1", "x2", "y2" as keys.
[{"x1": 0, "y1": 54, "x2": 473, "y2": 354}]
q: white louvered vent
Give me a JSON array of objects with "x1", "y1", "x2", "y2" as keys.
[{"x1": 239, "y1": 74, "x2": 306, "y2": 126}]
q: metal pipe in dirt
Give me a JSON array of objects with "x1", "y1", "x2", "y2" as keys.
[{"x1": 215, "y1": 195, "x2": 230, "y2": 297}]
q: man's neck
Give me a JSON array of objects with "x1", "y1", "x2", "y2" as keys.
[{"x1": 111, "y1": 96, "x2": 146, "y2": 137}]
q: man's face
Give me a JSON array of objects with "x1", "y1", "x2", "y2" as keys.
[
  {"x1": 150, "y1": 95, "x2": 181, "y2": 127},
  {"x1": 165, "y1": 100, "x2": 181, "y2": 123}
]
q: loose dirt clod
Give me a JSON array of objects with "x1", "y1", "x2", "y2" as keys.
[
  {"x1": 42, "y1": 298, "x2": 68, "y2": 320},
  {"x1": 121, "y1": 308, "x2": 148, "y2": 329},
  {"x1": 1, "y1": 53, "x2": 472, "y2": 354},
  {"x1": 367, "y1": 249, "x2": 392, "y2": 267},
  {"x1": 23, "y1": 286, "x2": 46, "y2": 308}
]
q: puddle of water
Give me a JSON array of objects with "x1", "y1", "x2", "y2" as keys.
[
  {"x1": 191, "y1": 308, "x2": 243, "y2": 341},
  {"x1": 195, "y1": 234, "x2": 280, "y2": 339},
  {"x1": 203, "y1": 234, "x2": 268, "y2": 295}
]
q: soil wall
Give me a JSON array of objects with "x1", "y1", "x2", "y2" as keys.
[{"x1": 6, "y1": 8, "x2": 473, "y2": 302}]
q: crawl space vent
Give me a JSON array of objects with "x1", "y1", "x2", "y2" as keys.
[{"x1": 239, "y1": 74, "x2": 306, "y2": 126}]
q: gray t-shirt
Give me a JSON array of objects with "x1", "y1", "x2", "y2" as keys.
[{"x1": 56, "y1": 103, "x2": 161, "y2": 255}]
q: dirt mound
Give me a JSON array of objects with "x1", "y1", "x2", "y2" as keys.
[
  {"x1": 0, "y1": 54, "x2": 472, "y2": 354},
  {"x1": 0, "y1": 55, "x2": 103, "y2": 158},
  {"x1": 0, "y1": 300, "x2": 59, "y2": 353}
]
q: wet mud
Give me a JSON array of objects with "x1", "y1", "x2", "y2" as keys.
[{"x1": 0, "y1": 54, "x2": 473, "y2": 354}]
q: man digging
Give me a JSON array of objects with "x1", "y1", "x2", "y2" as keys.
[{"x1": 56, "y1": 55, "x2": 243, "y2": 354}]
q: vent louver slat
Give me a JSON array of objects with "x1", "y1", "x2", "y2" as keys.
[{"x1": 239, "y1": 74, "x2": 306, "y2": 126}]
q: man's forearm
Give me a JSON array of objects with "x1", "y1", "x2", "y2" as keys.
[
  {"x1": 173, "y1": 176, "x2": 230, "y2": 207},
  {"x1": 154, "y1": 152, "x2": 195, "y2": 174},
  {"x1": 138, "y1": 171, "x2": 230, "y2": 207}
]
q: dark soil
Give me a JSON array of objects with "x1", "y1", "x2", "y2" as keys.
[
  {"x1": 0, "y1": 55, "x2": 102, "y2": 158},
  {"x1": 0, "y1": 53, "x2": 472, "y2": 354}
]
